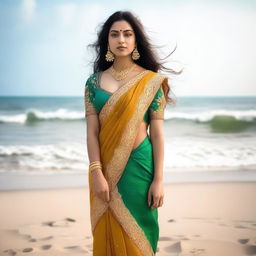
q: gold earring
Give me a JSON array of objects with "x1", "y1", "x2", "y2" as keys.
[
  {"x1": 132, "y1": 46, "x2": 140, "y2": 60},
  {"x1": 105, "y1": 45, "x2": 114, "y2": 62}
]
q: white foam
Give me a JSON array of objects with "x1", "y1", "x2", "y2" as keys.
[
  {"x1": 1, "y1": 136, "x2": 256, "y2": 174},
  {"x1": 164, "y1": 136, "x2": 256, "y2": 170},
  {"x1": 165, "y1": 109, "x2": 256, "y2": 122},
  {"x1": 0, "y1": 143, "x2": 88, "y2": 173}
]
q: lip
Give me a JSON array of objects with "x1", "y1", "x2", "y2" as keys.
[{"x1": 117, "y1": 47, "x2": 126, "y2": 50}]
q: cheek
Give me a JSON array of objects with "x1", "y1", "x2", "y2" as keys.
[
  {"x1": 130, "y1": 40, "x2": 136, "y2": 49},
  {"x1": 108, "y1": 34, "x2": 116, "y2": 41},
  {"x1": 127, "y1": 36, "x2": 135, "y2": 45},
  {"x1": 108, "y1": 37, "x2": 115, "y2": 48}
]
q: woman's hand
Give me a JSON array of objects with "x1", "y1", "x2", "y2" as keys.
[
  {"x1": 91, "y1": 169, "x2": 110, "y2": 203},
  {"x1": 148, "y1": 179, "x2": 164, "y2": 209}
]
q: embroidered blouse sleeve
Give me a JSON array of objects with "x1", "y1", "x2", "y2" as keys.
[
  {"x1": 84, "y1": 74, "x2": 98, "y2": 117},
  {"x1": 149, "y1": 77, "x2": 167, "y2": 120}
]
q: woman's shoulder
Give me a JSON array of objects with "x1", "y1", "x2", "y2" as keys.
[{"x1": 85, "y1": 72, "x2": 100, "y2": 87}]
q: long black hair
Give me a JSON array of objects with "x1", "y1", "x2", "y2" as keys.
[{"x1": 87, "y1": 10, "x2": 182, "y2": 104}]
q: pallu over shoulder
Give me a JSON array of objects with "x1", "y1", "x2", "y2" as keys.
[{"x1": 87, "y1": 70, "x2": 168, "y2": 255}]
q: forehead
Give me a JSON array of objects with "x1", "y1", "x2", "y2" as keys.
[{"x1": 109, "y1": 20, "x2": 133, "y2": 32}]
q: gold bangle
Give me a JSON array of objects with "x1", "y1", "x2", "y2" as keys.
[
  {"x1": 89, "y1": 161, "x2": 102, "y2": 172},
  {"x1": 89, "y1": 164, "x2": 102, "y2": 170},
  {"x1": 89, "y1": 161, "x2": 102, "y2": 166},
  {"x1": 89, "y1": 162, "x2": 102, "y2": 166},
  {"x1": 89, "y1": 164, "x2": 101, "y2": 170},
  {"x1": 89, "y1": 161, "x2": 102, "y2": 165},
  {"x1": 89, "y1": 163, "x2": 102, "y2": 170}
]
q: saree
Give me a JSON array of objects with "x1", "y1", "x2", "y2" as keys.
[{"x1": 85, "y1": 70, "x2": 168, "y2": 256}]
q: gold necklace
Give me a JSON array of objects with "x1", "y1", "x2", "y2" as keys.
[{"x1": 109, "y1": 64, "x2": 136, "y2": 81}]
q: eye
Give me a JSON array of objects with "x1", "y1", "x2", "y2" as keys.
[
  {"x1": 110, "y1": 33, "x2": 118, "y2": 37},
  {"x1": 125, "y1": 33, "x2": 133, "y2": 37}
]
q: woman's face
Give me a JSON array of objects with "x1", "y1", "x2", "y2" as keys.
[{"x1": 108, "y1": 20, "x2": 136, "y2": 58}]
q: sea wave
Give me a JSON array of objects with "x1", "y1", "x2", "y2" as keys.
[
  {"x1": 0, "y1": 143, "x2": 87, "y2": 173},
  {"x1": 0, "y1": 138, "x2": 256, "y2": 174},
  {"x1": 165, "y1": 109, "x2": 256, "y2": 122},
  {"x1": 165, "y1": 110, "x2": 256, "y2": 132},
  {"x1": 0, "y1": 108, "x2": 84, "y2": 124},
  {"x1": 0, "y1": 109, "x2": 256, "y2": 132}
]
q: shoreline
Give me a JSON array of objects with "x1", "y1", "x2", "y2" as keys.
[{"x1": 1, "y1": 168, "x2": 256, "y2": 191}]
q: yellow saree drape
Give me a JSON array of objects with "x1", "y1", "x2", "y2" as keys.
[{"x1": 88, "y1": 70, "x2": 167, "y2": 256}]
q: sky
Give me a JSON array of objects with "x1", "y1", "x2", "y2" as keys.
[{"x1": 0, "y1": 0, "x2": 256, "y2": 96}]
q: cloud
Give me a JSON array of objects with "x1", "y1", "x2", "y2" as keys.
[
  {"x1": 57, "y1": 3, "x2": 77, "y2": 26},
  {"x1": 21, "y1": 0, "x2": 36, "y2": 24}
]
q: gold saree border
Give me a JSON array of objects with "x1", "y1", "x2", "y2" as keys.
[{"x1": 91, "y1": 72, "x2": 167, "y2": 256}]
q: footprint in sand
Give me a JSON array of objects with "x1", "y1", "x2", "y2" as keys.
[
  {"x1": 3, "y1": 249, "x2": 17, "y2": 255},
  {"x1": 159, "y1": 236, "x2": 173, "y2": 241},
  {"x1": 42, "y1": 217, "x2": 76, "y2": 227},
  {"x1": 64, "y1": 245, "x2": 88, "y2": 253},
  {"x1": 65, "y1": 217, "x2": 76, "y2": 222},
  {"x1": 42, "y1": 220, "x2": 69, "y2": 227},
  {"x1": 28, "y1": 235, "x2": 54, "y2": 243},
  {"x1": 234, "y1": 224, "x2": 248, "y2": 229},
  {"x1": 22, "y1": 248, "x2": 33, "y2": 253},
  {"x1": 164, "y1": 241, "x2": 182, "y2": 253},
  {"x1": 42, "y1": 221, "x2": 55, "y2": 227},
  {"x1": 65, "y1": 246, "x2": 80, "y2": 249},
  {"x1": 28, "y1": 238, "x2": 37, "y2": 242},
  {"x1": 238, "y1": 238, "x2": 250, "y2": 244},
  {"x1": 41, "y1": 244, "x2": 52, "y2": 250},
  {"x1": 243, "y1": 245, "x2": 256, "y2": 255}
]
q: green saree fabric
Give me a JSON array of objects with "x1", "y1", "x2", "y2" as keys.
[{"x1": 117, "y1": 135, "x2": 159, "y2": 253}]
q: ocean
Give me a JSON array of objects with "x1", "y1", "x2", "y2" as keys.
[{"x1": 0, "y1": 96, "x2": 256, "y2": 190}]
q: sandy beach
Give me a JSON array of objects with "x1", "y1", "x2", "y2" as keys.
[{"x1": 0, "y1": 182, "x2": 255, "y2": 256}]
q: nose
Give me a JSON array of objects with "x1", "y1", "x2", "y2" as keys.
[{"x1": 118, "y1": 33, "x2": 125, "y2": 43}]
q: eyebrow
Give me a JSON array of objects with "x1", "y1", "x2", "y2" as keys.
[{"x1": 110, "y1": 29, "x2": 133, "y2": 33}]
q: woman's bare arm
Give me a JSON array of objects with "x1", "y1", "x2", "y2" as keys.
[
  {"x1": 148, "y1": 119, "x2": 165, "y2": 209},
  {"x1": 86, "y1": 115, "x2": 101, "y2": 164},
  {"x1": 149, "y1": 119, "x2": 164, "y2": 182},
  {"x1": 86, "y1": 114, "x2": 110, "y2": 202}
]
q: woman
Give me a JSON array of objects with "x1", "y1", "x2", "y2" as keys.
[{"x1": 84, "y1": 11, "x2": 177, "y2": 256}]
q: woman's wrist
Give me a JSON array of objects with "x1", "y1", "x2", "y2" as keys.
[
  {"x1": 91, "y1": 168, "x2": 103, "y2": 175},
  {"x1": 153, "y1": 176, "x2": 163, "y2": 182}
]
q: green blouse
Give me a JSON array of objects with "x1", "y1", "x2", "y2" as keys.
[{"x1": 84, "y1": 72, "x2": 167, "y2": 123}]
